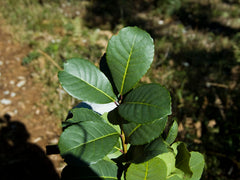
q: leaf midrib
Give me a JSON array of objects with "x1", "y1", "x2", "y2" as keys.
[
  {"x1": 124, "y1": 101, "x2": 162, "y2": 109},
  {"x1": 127, "y1": 124, "x2": 142, "y2": 139},
  {"x1": 120, "y1": 35, "x2": 137, "y2": 95},
  {"x1": 144, "y1": 161, "x2": 149, "y2": 180},
  {"x1": 65, "y1": 71, "x2": 116, "y2": 102},
  {"x1": 63, "y1": 132, "x2": 118, "y2": 153}
]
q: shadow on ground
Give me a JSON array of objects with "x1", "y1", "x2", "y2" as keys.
[
  {"x1": 0, "y1": 114, "x2": 60, "y2": 180},
  {"x1": 174, "y1": 1, "x2": 240, "y2": 38}
]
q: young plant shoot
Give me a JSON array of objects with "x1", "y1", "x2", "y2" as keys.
[{"x1": 57, "y1": 26, "x2": 205, "y2": 180}]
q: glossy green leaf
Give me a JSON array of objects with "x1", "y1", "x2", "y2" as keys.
[
  {"x1": 119, "y1": 84, "x2": 171, "y2": 124},
  {"x1": 126, "y1": 137, "x2": 172, "y2": 164},
  {"x1": 107, "y1": 26, "x2": 154, "y2": 95},
  {"x1": 171, "y1": 142, "x2": 192, "y2": 178},
  {"x1": 63, "y1": 108, "x2": 104, "y2": 128},
  {"x1": 123, "y1": 116, "x2": 167, "y2": 145},
  {"x1": 186, "y1": 152, "x2": 205, "y2": 180},
  {"x1": 59, "y1": 120, "x2": 119, "y2": 164},
  {"x1": 126, "y1": 157, "x2": 167, "y2": 180},
  {"x1": 61, "y1": 159, "x2": 118, "y2": 180},
  {"x1": 166, "y1": 120, "x2": 178, "y2": 145},
  {"x1": 58, "y1": 58, "x2": 116, "y2": 103}
]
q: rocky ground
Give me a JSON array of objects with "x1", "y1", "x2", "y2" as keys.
[{"x1": 0, "y1": 21, "x2": 65, "y2": 175}]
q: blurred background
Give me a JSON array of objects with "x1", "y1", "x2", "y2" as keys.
[{"x1": 0, "y1": 0, "x2": 239, "y2": 179}]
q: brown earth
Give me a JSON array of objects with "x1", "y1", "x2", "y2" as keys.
[{"x1": 0, "y1": 21, "x2": 65, "y2": 176}]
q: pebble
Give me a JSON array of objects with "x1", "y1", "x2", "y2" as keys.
[
  {"x1": 17, "y1": 80, "x2": 26, "y2": 87},
  {"x1": 3, "y1": 90, "x2": 10, "y2": 95},
  {"x1": 33, "y1": 137, "x2": 42, "y2": 143},
  {"x1": 0, "y1": 61, "x2": 3, "y2": 66},
  {"x1": 158, "y1": 20, "x2": 164, "y2": 25},
  {"x1": 0, "y1": 99, "x2": 12, "y2": 105},
  {"x1": 18, "y1": 76, "x2": 25, "y2": 80},
  {"x1": 10, "y1": 92, "x2": 16, "y2": 97},
  {"x1": 9, "y1": 80, "x2": 15, "y2": 85},
  {"x1": 49, "y1": 138, "x2": 59, "y2": 144},
  {"x1": 35, "y1": 109, "x2": 40, "y2": 115}
]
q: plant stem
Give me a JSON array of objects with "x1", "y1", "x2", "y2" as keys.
[{"x1": 120, "y1": 128, "x2": 128, "y2": 154}]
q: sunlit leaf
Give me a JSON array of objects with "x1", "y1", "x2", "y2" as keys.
[
  {"x1": 119, "y1": 84, "x2": 171, "y2": 123},
  {"x1": 186, "y1": 152, "x2": 205, "y2": 180},
  {"x1": 58, "y1": 58, "x2": 117, "y2": 103},
  {"x1": 107, "y1": 26, "x2": 154, "y2": 95},
  {"x1": 126, "y1": 157, "x2": 167, "y2": 180},
  {"x1": 157, "y1": 152, "x2": 176, "y2": 176},
  {"x1": 63, "y1": 108, "x2": 104, "y2": 127}
]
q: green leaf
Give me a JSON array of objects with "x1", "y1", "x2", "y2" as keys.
[
  {"x1": 171, "y1": 142, "x2": 193, "y2": 178},
  {"x1": 157, "y1": 152, "x2": 176, "y2": 176},
  {"x1": 58, "y1": 58, "x2": 116, "y2": 104},
  {"x1": 167, "y1": 169, "x2": 184, "y2": 180},
  {"x1": 167, "y1": 175, "x2": 182, "y2": 180},
  {"x1": 126, "y1": 137, "x2": 172, "y2": 164},
  {"x1": 61, "y1": 159, "x2": 118, "y2": 180},
  {"x1": 166, "y1": 120, "x2": 178, "y2": 145},
  {"x1": 59, "y1": 120, "x2": 119, "y2": 165},
  {"x1": 107, "y1": 26, "x2": 154, "y2": 95},
  {"x1": 126, "y1": 157, "x2": 167, "y2": 180},
  {"x1": 63, "y1": 108, "x2": 104, "y2": 128},
  {"x1": 119, "y1": 84, "x2": 171, "y2": 124},
  {"x1": 123, "y1": 116, "x2": 167, "y2": 145},
  {"x1": 186, "y1": 152, "x2": 205, "y2": 180}
]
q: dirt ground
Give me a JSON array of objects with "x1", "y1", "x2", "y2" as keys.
[{"x1": 0, "y1": 21, "x2": 65, "y2": 175}]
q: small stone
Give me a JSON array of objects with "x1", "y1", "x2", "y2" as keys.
[
  {"x1": 10, "y1": 92, "x2": 16, "y2": 97},
  {"x1": 17, "y1": 80, "x2": 26, "y2": 87},
  {"x1": 0, "y1": 61, "x2": 3, "y2": 66},
  {"x1": 3, "y1": 90, "x2": 10, "y2": 95},
  {"x1": 35, "y1": 109, "x2": 40, "y2": 115},
  {"x1": 18, "y1": 76, "x2": 25, "y2": 80},
  {"x1": 49, "y1": 138, "x2": 59, "y2": 144},
  {"x1": 10, "y1": 80, "x2": 15, "y2": 85},
  {"x1": 158, "y1": 20, "x2": 164, "y2": 25},
  {"x1": 1, "y1": 99, "x2": 12, "y2": 105},
  {"x1": 33, "y1": 137, "x2": 42, "y2": 143}
]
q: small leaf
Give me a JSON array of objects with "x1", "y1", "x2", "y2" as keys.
[
  {"x1": 59, "y1": 119, "x2": 119, "y2": 164},
  {"x1": 61, "y1": 159, "x2": 118, "y2": 180},
  {"x1": 171, "y1": 142, "x2": 193, "y2": 178},
  {"x1": 123, "y1": 116, "x2": 167, "y2": 145},
  {"x1": 157, "y1": 152, "x2": 176, "y2": 176},
  {"x1": 58, "y1": 58, "x2": 117, "y2": 104},
  {"x1": 186, "y1": 152, "x2": 205, "y2": 180},
  {"x1": 126, "y1": 137, "x2": 172, "y2": 164},
  {"x1": 166, "y1": 120, "x2": 178, "y2": 145},
  {"x1": 107, "y1": 26, "x2": 154, "y2": 95},
  {"x1": 126, "y1": 157, "x2": 167, "y2": 180},
  {"x1": 119, "y1": 84, "x2": 171, "y2": 124}
]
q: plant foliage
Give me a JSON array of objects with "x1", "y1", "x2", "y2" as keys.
[{"x1": 58, "y1": 26, "x2": 205, "y2": 180}]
